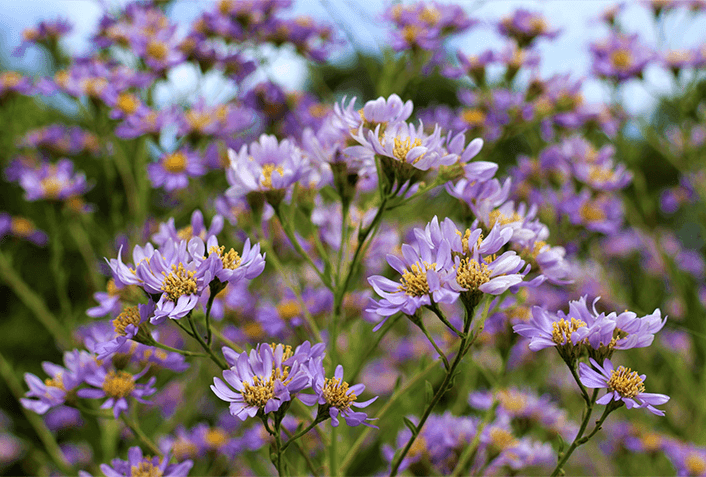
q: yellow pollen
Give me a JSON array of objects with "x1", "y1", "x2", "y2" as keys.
[
  {"x1": 488, "y1": 210, "x2": 522, "y2": 228},
  {"x1": 276, "y1": 300, "x2": 301, "y2": 321},
  {"x1": 580, "y1": 203, "x2": 606, "y2": 222},
  {"x1": 461, "y1": 108, "x2": 486, "y2": 126},
  {"x1": 161, "y1": 263, "x2": 198, "y2": 302},
  {"x1": 498, "y1": 390, "x2": 527, "y2": 412},
  {"x1": 113, "y1": 306, "x2": 141, "y2": 336},
  {"x1": 456, "y1": 257, "x2": 491, "y2": 291},
  {"x1": 551, "y1": 318, "x2": 587, "y2": 345},
  {"x1": 408, "y1": 436, "x2": 427, "y2": 458},
  {"x1": 489, "y1": 428, "x2": 518, "y2": 450},
  {"x1": 398, "y1": 262, "x2": 435, "y2": 297},
  {"x1": 402, "y1": 25, "x2": 422, "y2": 44},
  {"x1": 54, "y1": 70, "x2": 69, "y2": 88},
  {"x1": 210, "y1": 245, "x2": 241, "y2": 270},
  {"x1": 607, "y1": 366, "x2": 645, "y2": 399},
  {"x1": 611, "y1": 49, "x2": 633, "y2": 70},
  {"x1": 392, "y1": 137, "x2": 424, "y2": 164},
  {"x1": 218, "y1": 0, "x2": 232, "y2": 15},
  {"x1": 41, "y1": 177, "x2": 62, "y2": 199},
  {"x1": 1, "y1": 71, "x2": 22, "y2": 88},
  {"x1": 529, "y1": 17, "x2": 547, "y2": 34},
  {"x1": 323, "y1": 377, "x2": 356, "y2": 412},
  {"x1": 588, "y1": 166, "x2": 614, "y2": 183},
  {"x1": 147, "y1": 40, "x2": 168, "y2": 60},
  {"x1": 242, "y1": 370, "x2": 285, "y2": 408},
  {"x1": 686, "y1": 454, "x2": 706, "y2": 475},
  {"x1": 22, "y1": 28, "x2": 40, "y2": 41},
  {"x1": 130, "y1": 461, "x2": 163, "y2": 477},
  {"x1": 82, "y1": 77, "x2": 108, "y2": 97},
  {"x1": 666, "y1": 49, "x2": 692, "y2": 63},
  {"x1": 260, "y1": 163, "x2": 284, "y2": 189},
  {"x1": 44, "y1": 374, "x2": 65, "y2": 391},
  {"x1": 531, "y1": 240, "x2": 547, "y2": 259},
  {"x1": 243, "y1": 322, "x2": 265, "y2": 339},
  {"x1": 172, "y1": 438, "x2": 198, "y2": 460},
  {"x1": 10, "y1": 217, "x2": 35, "y2": 237},
  {"x1": 270, "y1": 343, "x2": 294, "y2": 362},
  {"x1": 308, "y1": 103, "x2": 329, "y2": 118},
  {"x1": 162, "y1": 152, "x2": 188, "y2": 174},
  {"x1": 102, "y1": 370, "x2": 135, "y2": 398},
  {"x1": 419, "y1": 6, "x2": 441, "y2": 25},
  {"x1": 640, "y1": 432, "x2": 662, "y2": 452},
  {"x1": 177, "y1": 225, "x2": 193, "y2": 241},
  {"x1": 116, "y1": 92, "x2": 140, "y2": 115},
  {"x1": 204, "y1": 428, "x2": 229, "y2": 449}
]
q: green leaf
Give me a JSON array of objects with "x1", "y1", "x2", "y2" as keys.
[
  {"x1": 425, "y1": 380, "x2": 434, "y2": 404},
  {"x1": 403, "y1": 417, "x2": 417, "y2": 436}
]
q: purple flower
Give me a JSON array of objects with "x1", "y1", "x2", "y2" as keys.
[
  {"x1": 189, "y1": 235, "x2": 266, "y2": 286},
  {"x1": 497, "y1": 9, "x2": 559, "y2": 47},
  {"x1": 211, "y1": 343, "x2": 311, "y2": 420},
  {"x1": 18, "y1": 159, "x2": 90, "y2": 202},
  {"x1": 94, "y1": 302, "x2": 156, "y2": 360},
  {"x1": 152, "y1": 210, "x2": 224, "y2": 248},
  {"x1": 0, "y1": 213, "x2": 48, "y2": 246},
  {"x1": 299, "y1": 361, "x2": 377, "y2": 427},
  {"x1": 78, "y1": 367, "x2": 157, "y2": 419},
  {"x1": 579, "y1": 358, "x2": 669, "y2": 415},
  {"x1": 100, "y1": 446, "x2": 192, "y2": 477},
  {"x1": 148, "y1": 148, "x2": 206, "y2": 192},
  {"x1": 0, "y1": 71, "x2": 33, "y2": 97},
  {"x1": 591, "y1": 32, "x2": 654, "y2": 83}
]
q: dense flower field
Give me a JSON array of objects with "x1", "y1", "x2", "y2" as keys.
[{"x1": 1, "y1": 0, "x2": 705, "y2": 475}]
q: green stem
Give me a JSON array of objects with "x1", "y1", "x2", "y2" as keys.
[
  {"x1": 205, "y1": 288, "x2": 218, "y2": 346},
  {"x1": 280, "y1": 418, "x2": 324, "y2": 453},
  {"x1": 209, "y1": 325, "x2": 244, "y2": 354},
  {"x1": 450, "y1": 399, "x2": 499, "y2": 477},
  {"x1": 67, "y1": 220, "x2": 102, "y2": 291},
  {"x1": 339, "y1": 359, "x2": 439, "y2": 474},
  {"x1": 550, "y1": 389, "x2": 599, "y2": 477},
  {"x1": 282, "y1": 426, "x2": 319, "y2": 477},
  {"x1": 120, "y1": 414, "x2": 163, "y2": 458},
  {"x1": 417, "y1": 320, "x2": 450, "y2": 370},
  {"x1": 273, "y1": 205, "x2": 332, "y2": 289},
  {"x1": 185, "y1": 315, "x2": 228, "y2": 370},
  {"x1": 46, "y1": 205, "x2": 72, "y2": 320},
  {"x1": 428, "y1": 303, "x2": 464, "y2": 337},
  {"x1": 150, "y1": 340, "x2": 208, "y2": 358},
  {"x1": 0, "y1": 351, "x2": 73, "y2": 475},
  {"x1": 349, "y1": 313, "x2": 402, "y2": 384},
  {"x1": 0, "y1": 250, "x2": 71, "y2": 348}
]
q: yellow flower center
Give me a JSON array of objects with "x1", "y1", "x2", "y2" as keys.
[
  {"x1": 418, "y1": 6, "x2": 440, "y2": 25},
  {"x1": 130, "y1": 461, "x2": 163, "y2": 477},
  {"x1": 488, "y1": 210, "x2": 522, "y2": 228},
  {"x1": 611, "y1": 49, "x2": 633, "y2": 70},
  {"x1": 22, "y1": 28, "x2": 40, "y2": 41},
  {"x1": 398, "y1": 262, "x2": 435, "y2": 297},
  {"x1": 41, "y1": 177, "x2": 62, "y2": 199},
  {"x1": 113, "y1": 306, "x2": 141, "y2": 336},
  {"x1": 529, "y1": 17, "x2": 547, "y2": 34},
  {"x1": 54, "y1": 70, "x2": 69, "y2": 88},
  {"x1": 456, "y1": 257, "x2": 491, "y2": 291},
  {"x1": 261, "y1": 163, "x2": 284, "y2": 189},
  {"x1": 162, "y1": 152, "x2": 188, "y2": 174},
  {"x1": 308, "y1": 103, "x2": 329, "y2": 118},
  {"x1": 116, "y1": 92, "x2": 140, "y2": 115},
  {"x1": 607, "y1": 366, "x2": 645, "y2": 399},
  {"x1": 580, "y1": 202, "x2": 607, "y2": 222},
  {"x1": 177, "y1": 225, "x2": 193, "y2": 241},
  {"x1": 402, "y1": 25, "x2": 422, "y2": 44},
  {"x1": 204, "y1": 428, "x2": 229, "y2": 450},
  {"x1": 322, "y1": 376, "x2": 357, "y2": 412},
  {"x1": 10, "y1": 217, "x2": 35, "y2": 237},
  {"x1": 44, "y1": 373, "x2": 65, "y2": 391},
  {"x1": 498, "y1": 390, "x2": 527, "y2": 413},
  {"x1": 161, "y1": 263, "x2": 198, "y2": 302},
  {"x1": 686, "y1": 454, "x2": 706, "y2": 475},
  {"x1": 392, "y1": 137, "x2": 424, "y2": 164},
  {"x1": 147, "y1": 40, "x2": 168, "y2": 60},
  {"x1": 209, "y1": 245, "x2": 241, "y2": 270},
  {"x1": 102, "y1": 370, "x2": 135, "y2": 398},
  {"x1": 589, "y1": 166, "x2": 614, "y2": 183},
  {"x1": 640, "y1": 432, "x2": 662, "y2": 452},
  {"x1": 82, "y1": 77, "x2": 108, "y2": 97},
  {"x1": 186, "y1": 110, "x2": 212, "y2": 132},
  {"x1": 461, "y1": 108, "x2": 486, "y2": 126},
  {"x1": 551, "y1": 318, "x2": 587, "y2": 345},
  {"x1": 1, "y1": 71, "x2": 22, "y2": 88},
  {"x1": 172, "y1": 438, "x2": 198, "y2": 460},
  {"x1": 489, "y1": 428, "x2": 518, "y2": 450},
  {"x1": 276, "y1": 300, "x2": 301, "y2": 321}
]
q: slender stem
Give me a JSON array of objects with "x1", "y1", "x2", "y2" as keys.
[
  {"x1": 566, "y1": 357, "x2": 591, "y2": 406},
  {"x1": 428, "y1": 303, "x2": 464, "y2": 337},
  {"x1": 282, "y1": 426, "x2": 320, "y2": 477},
  {"x1": 339, "y1": 359, "x2": 439, "y2": 474},
  {"x1": 186, "y1": 315, "x2": 228, "y2": 370},
  {"x1": 120, "y1": 414, "x2": 163, "y2": 458},
  {"x1": 205, "y1": 289, "x2": 218, "y2": 346},
  {"x1": 417, "y1": 320, "x2": 450, "y2": 370},
  {"x1": 390, "y1": 300, "x2": 481, "y2": 476},
  {"x1": 349, "y1": 313, "x2": 403, "y2": 384},
  {"x1": 67, "y1": 220, "x2": 102, "y2": 291},
  {"x1": 273, "y1": 205, "x2": 332, "y2": 290},
  {"x1": 46, "y1": 205, "x2": 72, "y2": 319},
  {"x1": 150, "y1": 340, "x2": 208, "y2": 358},
  {"x1": 0, "y1": 352, "x2": 73, "y2": 475},
  {"x1": 450, "y1": 400, "x2": 499, "y2": 477},
  {"x1": 0, "y1": 250, "x2": 71, "y2": 348},
  {"x1": 280, "y1": 418, "x2": 323, "y2": 453},
  {"x1": 550, "y1": 389, "x2": 599, "y2": 477},
  {"x1": 209, "y1": 325, "x2": 244, "y2": 354}
]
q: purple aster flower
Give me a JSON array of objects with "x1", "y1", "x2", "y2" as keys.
[
  {"x1": 189, "y1": 235, "x2": 266, "y2": 286},
  {"x1": 152, "y1": 210, "x2": 224, "y2": 248},
  {"x1": 299, "y1": 360, "x2": 377, "y2": 427},
  {"x1": 14, "y1": 17, "x2": 72, "y2": 56},
  {"x1": 211, "y1": 343, "x2": 311, "y2": 420},
  {"x1": 94, "y1": 302, "x2": 156, "y2": 360},
  {"x1": 497, "y1": 9, "x2": 559, "y2": 47},
  {"x1": 0, "y1": 71, "x2": 34, "y2": 98},
  {"x1": 148, "y1": 148, "x2": 206, "y2": 192},
  {"x1": 226, "y1": 134, "x2": 309, "y2": 206},
  {"x1": 579, "y1": 358, "x2": 669, "y2": 415},
  {"x1": 77, "y1": 366, "x2": 157, "y2": 419},
  {"x1": 18, "y1": 159, "x2": 90, "y2": 202},
  {"x1": 513, "y1": 305, "x2": 591, "y2": 361},
  {"x1": 0, "y1": 213, "x2": 48, "y2": 246},
  {"x1": 336, "y1": 94, "x2": 413, "y2": 132},
  {"x1": 100, "y1": 446, "x2": 193, "y2": 477},
  {"x1": 591, "y1": 32, "x2": 654, "y2": 83},
  {"x1": 21, "y1": 350, "x2": 97, "y2": 414}
]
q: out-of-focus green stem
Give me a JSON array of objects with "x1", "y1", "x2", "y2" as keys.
[
  {"x1": 0, "y1": 351, "x2": 73, "y2": 475},
  {"x1": 209, "y1": 325, "x2": 244, "y2": 354},
  {"x1": 0, "y1": 250, "x2": 71, "y2": 349},
  {"x1": 550, "y1": 389, "x2": 600, "y2": 477},
  {"x1": 339, "y1": 359, "x2": 439, "y2": 474},
  {"x1": 450, "y1": 400, "x2": 499, "y2": 477},
  {"x1": 46, "y1": 205, "x2": 72, "y2": 320},
  {"x1": 67, "y1": 219, "x2": 102, "y2": 291},
  {"x1": 121, "y1": 414, "x2": 163, "y2": 458}
]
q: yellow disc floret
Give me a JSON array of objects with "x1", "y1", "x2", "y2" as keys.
[
  {"x1": 161, "y1": 263, "x2": 198, "y2": 302},
  {"x1": 607, "y1": 366, "x2": 645, "y2": 399},
  {"x1": 102, "y1": 370, "x2": 135, "y2": 398}
]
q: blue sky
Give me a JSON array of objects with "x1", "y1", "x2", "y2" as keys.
[{"x1": 1, "y1": 0, "x2": 705, "y2": 114}]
